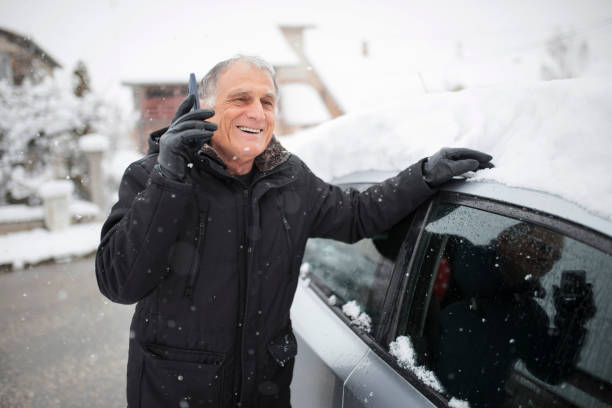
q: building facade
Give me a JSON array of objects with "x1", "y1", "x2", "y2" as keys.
[{"x1": 0, "y1": 27, "x2": 61, "y2": 85}]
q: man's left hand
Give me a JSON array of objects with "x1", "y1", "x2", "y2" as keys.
[{"x1": 423, "y1": 147, "x2": 493, "y2": 187}]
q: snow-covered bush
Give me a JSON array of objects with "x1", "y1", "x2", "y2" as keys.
[{"x1": 0, "y1": 66, "x2": 131, "y2": 205}]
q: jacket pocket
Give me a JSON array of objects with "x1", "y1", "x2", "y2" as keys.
[
  {"x1": 275, "y1": 195, "x2": 293, "y2": 253},
  {"x1": 184, "y1": 210, "x2": 208, "y2": 299},
  {"x1": 267, "y1": 331, "x2": 297, "y2": 368},
  {"x1": 258, "y1": 331, "x2": 298, "y2": 402},
  {"x1": 139, "y1": 343, "x2": 224, "y2": 408}
]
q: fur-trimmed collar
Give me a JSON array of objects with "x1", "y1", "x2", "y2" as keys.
[{"x1": 200, "y1": 136, "x2": 291, "y2": 172}]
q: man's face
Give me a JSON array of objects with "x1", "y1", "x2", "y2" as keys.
[
  {"x1": 499, "y1": 227, "x2": 563, "y2": 285},
  {"x1": 208, "y1": 61, "x2": 276, "y2": 165}
]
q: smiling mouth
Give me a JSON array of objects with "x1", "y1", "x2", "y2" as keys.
[{"x1": 237, "y1": 126, "x2": 263, "y2": 134}]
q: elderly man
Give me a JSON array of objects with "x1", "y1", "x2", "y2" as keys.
[{"x1": 96, "y1": 55, "x2": 493, "y2": 407}]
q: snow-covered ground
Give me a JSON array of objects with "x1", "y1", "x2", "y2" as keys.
[
  {"x1": 0, "y1": 222, "x2": 102, "y2": 269},
  {"x1": 0, "y1": 145, "x2": 139, "y2": 269},
  {"x1": 283, "y1": 77, "x2": 612, "y2": 221},
  {"x1": 0, "y1": 200, "x2": 98, "y2": 224}
]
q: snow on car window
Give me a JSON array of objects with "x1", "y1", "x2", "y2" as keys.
[
  {"x1": 342, "y1": 300, "x2": 372, "y2": 333},
  {"x1": 389, "y1": 336, "x2": 444, "y2": 392},
  {"x1": 425, "y1": 205, "x2": 518, "y2": 246},
  {"x1": 299, "y1": 262, "x2": 311, "y2": 279},
  {"x1": 448, "y1": 397, "x2": 471, "y2": 408}
]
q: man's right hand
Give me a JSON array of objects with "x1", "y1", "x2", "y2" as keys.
[
  {"x1": 423, "y1": 147, "x2": 493, "y2": 187},
  {"x1": 157, "y1": 94, "x2": 217, "y2": 182}
]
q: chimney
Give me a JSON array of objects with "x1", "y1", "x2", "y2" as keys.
[
  {"x1": 279, "y1": 25, "x2": 314, "y2": 62},
  {"x1": 362, "y1": 40, "x2": 369, "y2": 57}
]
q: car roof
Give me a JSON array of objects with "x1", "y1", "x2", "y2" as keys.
[{"x1": 331, "y1": 170, "x2": 612, "y2": 239}]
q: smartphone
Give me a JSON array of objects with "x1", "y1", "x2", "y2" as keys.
[
  {"x1": 560, "y1": 270, "x2": 588, "y2": 301},
  {"x1": 188, "y1": 73, "x2": 200, "y2": 111}
]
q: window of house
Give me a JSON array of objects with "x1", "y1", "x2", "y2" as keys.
[
  {"x1": 146, "y1": 86, "x2": 175, "y2": 98},
  {"x1": 397, "y1": 201, "x2": 612, "y2": 407}
]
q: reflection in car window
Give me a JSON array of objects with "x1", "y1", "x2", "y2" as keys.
[
  {"x1": 398, "y1": 202, "x2": 612, "y2": 408},
  {"x1": 303, "y1": 238, "x2": 392, "y2": 333},
  {"x1": 302, "y1": 214, "x2": 411, "y2": 334}
]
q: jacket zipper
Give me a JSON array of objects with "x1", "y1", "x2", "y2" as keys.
[
  {"x1": 184, "y1": 211, "x2": 206, "y2": 299},
  {"x1": 236, "y1": 187, "x2": 251, "y2": 404},
  {"x1": 276, "y1": 196, "x2": 293, "y2": 252},
  {"x1": 195, "y1": 163, "x2": 297, "y2": 403}
]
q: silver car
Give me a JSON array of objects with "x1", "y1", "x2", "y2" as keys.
[{"x1": 290, "y1": 171, "x2": 612, "y2": 408}]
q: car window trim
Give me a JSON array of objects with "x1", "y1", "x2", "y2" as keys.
[
  {"x1": 305, "y1": 275, "x2": 378, "y2": 343},
  {"x1": 379, "y1": 201, "x2": 433, "y2": 346},
  {"x1": 362, "y1": 197, "x2": 453, "y2": 407},
  {"x1": 438, "y1": 191, "x2": 612, "y2": 255},
  {"x1": 391, "y1": 190, "x2": 612, "y2": 343}
]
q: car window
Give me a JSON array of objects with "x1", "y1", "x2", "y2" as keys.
[
  {"x1": 302, "y1": 212, "x2": 412, "y2": 335},
  {"x1": 396, "y1": 201, "x2": 612, "y2": 408}
]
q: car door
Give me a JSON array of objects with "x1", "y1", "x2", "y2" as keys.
[
  {"x1": 290, "y1": 182, "x2": 428, "y2": 408},
  {"x1": 377, "y1": 191, "x2": 612, "y2": 408},
  {"x1": 339, "y1": 201, "x2": 448, "y2": 408}
]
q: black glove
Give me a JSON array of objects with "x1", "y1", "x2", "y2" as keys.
[
  {"x1": 553, "y1": 270, "x2": 596, "y2": 329},
  {"x1": 422, "y1": 147, "x2": 493, "y2": 187},
  {"x1": 157, "y1": 94, "x2": 217, "y2": 182}
]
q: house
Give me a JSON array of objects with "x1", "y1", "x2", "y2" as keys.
[
  {"x1": 275, "y1": 25, "x2": 343, "y2": 134},
  {"x1": 123, "y1": 25, "x2": 342, "y2": 153},
  {"x1": 121, "y1": 81, "x2": 189, "y2": 152},
  {"x1": 0, "y1": 27, "x2": 61, "y2": 85}
]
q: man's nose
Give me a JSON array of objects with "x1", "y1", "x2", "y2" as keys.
[{"x1": 246, "y1": 101, "x2": 266, "y2": 121}]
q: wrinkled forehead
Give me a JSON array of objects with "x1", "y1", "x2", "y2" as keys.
[
  {"x1": 227, "y1": 88, "x2": 277, "y2": 101},
  {"x1": 218, "y1": 61, "x2": 277, "y2": 98}
]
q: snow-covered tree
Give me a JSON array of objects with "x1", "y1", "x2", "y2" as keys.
[{"x1": 0, "y1": 64, "x2": 131, "y2": 205}]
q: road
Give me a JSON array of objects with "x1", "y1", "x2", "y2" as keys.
[
  {"x1": 0, "y1": 256, "x2": 322, "y2": 408},
  {"x1": 0, "y1": 255, "x2": 133, "y2": 408}
]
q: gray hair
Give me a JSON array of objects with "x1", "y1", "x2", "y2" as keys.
[{"x1": 199, "y1": 54, "x2": 279, "y2": 108}]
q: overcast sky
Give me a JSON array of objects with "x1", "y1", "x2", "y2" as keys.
[{"x1": 1, "y1": 0, "x2": 611, "y2": 107}]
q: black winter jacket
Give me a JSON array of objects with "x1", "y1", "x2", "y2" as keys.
[{"x1": 95, "y1": 131, "x2": 434, "y2": 407}]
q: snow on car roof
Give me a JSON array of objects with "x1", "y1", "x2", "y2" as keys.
[{"x1": 283, "y1": 77, "x2": 612, "y2": 223}]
